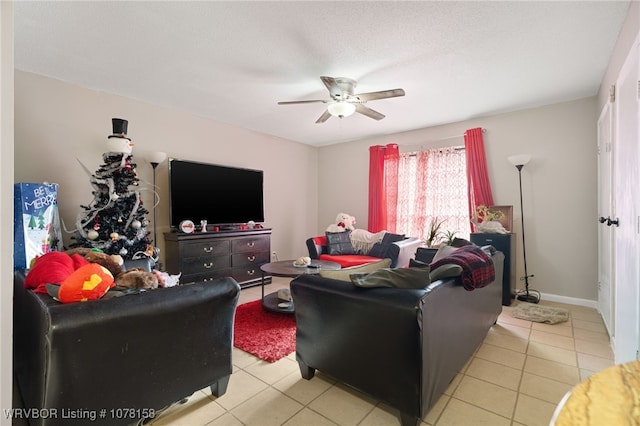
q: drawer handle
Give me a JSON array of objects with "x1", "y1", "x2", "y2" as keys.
[
  {"x1": 203, "y1": 247, "x2": 214, "y2": 253},
  {"x1": 247, "y1": 242, "x2": 255, "y2": 248},
  {"x1": 203, "y1": 262, "x2": 214, "y2": 269},
  {"x1": 247, "y1": 255, "x2": 256, "y2": 262},
  {"x1": 247, "y1": 269, "x2": 255, "y2": 276}
]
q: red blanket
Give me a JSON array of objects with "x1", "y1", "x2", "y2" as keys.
[{"x1": 430, "y1": 245, "x2": 495, "y2": 291}]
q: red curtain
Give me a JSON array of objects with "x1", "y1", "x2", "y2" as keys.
[
  {"x1": 368, "y1": 143, "x2": 398, "y2": 232},
  {"x1": 464, "y1": 128, "x2": 494, "y2": 219}
]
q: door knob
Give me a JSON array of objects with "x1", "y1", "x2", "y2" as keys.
[
  {"x1": 607, "y1": 217, "x2": 619, "y2": 227},
  {"x1": 599, "y1": 216, "x2": 607, "y2": 224}
]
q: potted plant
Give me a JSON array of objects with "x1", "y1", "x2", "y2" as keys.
[
  {"x1": 425, "y1": 217, "x2": 445, "y2": 248},
  {"x1": 443, "y1": 230, "x2": 458, "y2": 245}
]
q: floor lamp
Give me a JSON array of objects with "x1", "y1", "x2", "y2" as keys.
[
  {"x1": 147, "y1": 151, "x2": 167, "y2": 246},
  {"x1": 507, "y1": 154, "x2": 540, "y2": 304}
]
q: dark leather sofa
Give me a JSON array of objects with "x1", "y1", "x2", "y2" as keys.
[
  {"x1": 13, "y1": 263, "x2": 240, "y2": 426},
  {"x1": 291, "y1": 251, "x2": 504, "y2": 426}
]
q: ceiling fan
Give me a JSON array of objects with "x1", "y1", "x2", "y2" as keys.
[{"x1": 277, "y1": 76, "x2": 405, "y2": 123}]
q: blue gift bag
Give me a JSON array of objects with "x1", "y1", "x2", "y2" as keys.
[{"x1": 14, "y1": 182, "x2": 63, "y2": 270}]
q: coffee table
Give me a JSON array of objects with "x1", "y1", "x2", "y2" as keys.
[{"x1": 260, "y1": 260, "x2": 341, "y2": 313}]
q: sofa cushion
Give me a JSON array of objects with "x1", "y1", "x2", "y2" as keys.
[
  {"x1": 319, "y1": 258, "x2": 392, "y2": 282},
  {"x1": 367, "y1": 232, "x2": 405, "y2": 258},
  {"x1": 318, "y1": 254, "x2": 382, "y2": 268},
  {"x1": 432, "y1": 244, "x2": 460, "y2": 262},
  {"x1": 325, "y1": 231, "x2": 356, "y2": 255},
  {"x1": 350, "y1": 266, "x2": 431, "y2": 289}
]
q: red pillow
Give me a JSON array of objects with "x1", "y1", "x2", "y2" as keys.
[
  {"x1": 57, "y1": 263, "x2": 115, "y2": 303},
  {"x1": 24, "y1": 252, "x2": 89, "y2": 293}
]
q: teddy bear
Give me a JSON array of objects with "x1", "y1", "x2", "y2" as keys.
[
  {"x1": 326, "y1": 212, "x2": 357, "y2": 233},
  {"x1": 325, "y1": 213, "x2": 387, "y2": 254}
]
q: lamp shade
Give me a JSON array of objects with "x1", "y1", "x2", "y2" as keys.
[
  {"x1": 147, "y1": 151, "x2": 167, "y2": 165},
  {"x1": 327, "y1": 102, "x2": 356, "y2": 118},
  {"x1": 507, "y1": 154, "x2": 531, "y2": 167}
]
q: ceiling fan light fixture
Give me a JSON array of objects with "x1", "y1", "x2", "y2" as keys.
[{"x1": 327, "y1": 101, "x2": 356, "y2": 118}]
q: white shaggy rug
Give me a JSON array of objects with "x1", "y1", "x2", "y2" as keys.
[{"x1": 511, "y1": 303, "x2": 570, "y2": 325}]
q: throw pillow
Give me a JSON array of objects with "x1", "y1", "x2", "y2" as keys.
[
  {"x1": 325, "y1": 231, "x2": 356, "y2": 255},
  {"x1": 350, "y1": 267, "x2": 431, "y2": 289},
  {"x1": 319, "y1": 258, "x2": 392, "y2": 282},
  {"x1": 450, "y1": 237, "x2": 473, "y2": 247},
  {"x1": 432, "y1": 244, "x2": 460, "y2": 262},
  {"x1": 367, "y1": 232, "x2": 405, "y2": 258},
  {"x1": 430, "y1": 264, "x2": 463, "y2": 281},
  {"x1": 411, "y1": 258, "x2": 462, "y2": 281}
]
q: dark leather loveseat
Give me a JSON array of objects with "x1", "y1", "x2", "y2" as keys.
[
  {"x1": 291, "y1": 250, "x2": 504, "y2": 426},
  {"x1": 306, "y1": 234, "x2": 423, "y2": 268},
  {"x1": 13, "y1": 265, "x2": 240, "y2": 426}
]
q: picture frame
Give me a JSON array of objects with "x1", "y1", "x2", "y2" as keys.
[{"x1": 489, "y1": 205, "x2": 513, "y2": 232}]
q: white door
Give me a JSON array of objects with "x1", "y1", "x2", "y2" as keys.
[
  {"x1": 597, "y1": 102, "x2": 614, "y2": 336},
  {"x1": 612, "y1": 37, "x2": 640, "y2": 363}
]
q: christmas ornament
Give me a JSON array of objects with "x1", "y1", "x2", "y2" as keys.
[
  {"x1": 87, "y1": 230, "x2": 99, "y2": 240},
  {"x1": 110, "y1": 192, "x2": 120, "y2": 201},
  {"x1": 119, "y1": 248, "x2": 128, "y2": 256},
  {"x1": 131, "y1": 220, "x2": 141, "y2": 229},
  {"x1": 110, "y1": 232, "x2": 119, "y2": 242}
]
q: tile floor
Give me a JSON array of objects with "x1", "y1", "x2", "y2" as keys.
[{"x1": 148, "y1": 277, "x2": 615, "y2": 426}]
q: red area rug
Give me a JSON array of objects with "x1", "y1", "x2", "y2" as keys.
[{"x1": 233, "y1": 300, "x2": 296, "y2": 363}]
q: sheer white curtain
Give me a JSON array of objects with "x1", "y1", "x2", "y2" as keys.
[{"x1": 394, "y1": 146, "x2": 471, "y2": 243}]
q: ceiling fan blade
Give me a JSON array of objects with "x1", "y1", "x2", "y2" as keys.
[
  {"x1": 315, "y1": 109, "x2": 332, "y2": 124},
  {"x1": 277, "y1": 99, "x2": 326, "y2": 105},
  {"x1": 355, "y1": 103, "x2": 385, "y2": 120},
  {"x1": 355, "y1": 88, "x2": 405, "y2": 102},
  {"x1": 320, "y1": 76, "x2": 342, "y2": 98}
]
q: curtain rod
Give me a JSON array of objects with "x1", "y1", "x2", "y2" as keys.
[{"x1": 400, "y1": 127, "x2": 486, "y2": 152}]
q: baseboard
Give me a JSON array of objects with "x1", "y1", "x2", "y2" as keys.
[{"x1": 538, "y1": 292, "x2": 598, "y2": 309}]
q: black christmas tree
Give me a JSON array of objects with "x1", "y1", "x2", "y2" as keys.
[{"x1": 71, "y1": 119, "x2": 153, "y2": 260}]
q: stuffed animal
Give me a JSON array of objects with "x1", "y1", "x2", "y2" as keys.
[
  {"x1": 326, "y1": 213, "x2": 356, "y2": 233},
  {"x1": 115, "y1": 268, "x2": 159, "y2": 289},
  {"x1": 25, "y1": 248, "x2": 162, "y2": 302},
  {"x1": 325, "y1": 213, "x2": 386, "y2": 253}
]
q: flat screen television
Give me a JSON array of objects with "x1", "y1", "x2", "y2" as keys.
[{"x1": 168, "y1": 158, "x2": 264, "y2": 228}]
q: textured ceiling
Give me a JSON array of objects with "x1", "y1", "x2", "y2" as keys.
[{"x1": 14, "y1": 1, "x2": 630, "y2": 146}]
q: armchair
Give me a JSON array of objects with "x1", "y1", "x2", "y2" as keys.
[{"x1": 13, "y1": 262, "x2": 240, "y2": 426}]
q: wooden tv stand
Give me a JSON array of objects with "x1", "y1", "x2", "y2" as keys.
[{"x1": 164, "y1": 228, "x2": 272, "y2": 288}]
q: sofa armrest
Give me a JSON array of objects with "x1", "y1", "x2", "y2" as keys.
[
  {"x1": 306, "y1": 236, "x2": 326, "y2": 259},
  {"x1": 387, "y1": 237, "x2": 423, "y2": 268}
]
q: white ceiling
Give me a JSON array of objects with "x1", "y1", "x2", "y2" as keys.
[{"x1": 14, "y1": 1, "x2": 630, "y2": 147}]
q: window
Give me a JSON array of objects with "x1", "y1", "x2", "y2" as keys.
[{"x1": 392, "y1": 146, "x2": 471, "y2": 243}]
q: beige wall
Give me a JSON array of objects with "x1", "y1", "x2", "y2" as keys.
[
  {"x1": 318, "y1": 97, "x2": 598, "y2": 303},
  {"x1": 14, "y1": 71, "x2": 319, "y2": 263},
  {"x1": 15, "y1": 70, "x2": 598, "y2": 303}
]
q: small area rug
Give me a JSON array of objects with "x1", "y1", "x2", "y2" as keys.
[
  {"x1": 512, "y1": 303, "x2": 570, "y2": 324},
  {"x1": 233, "y1": 299, "x2": 296, "y2": 363}
]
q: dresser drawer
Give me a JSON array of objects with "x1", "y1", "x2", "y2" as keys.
[
  {"x1": 182, "y1": 240, "x2": 230, "y2": 258},
  {"x1": 232, "y1": 251, "x2": 269, "y2": 268},
  {"x1": 231, "y1": 236, "x2": 269, "y2": 254},
  {"x1": 181, "y1": 255, "x2": 230, "y2": 275},
  {"x1": 180, "y1": 269, "x2": 232, "y2": 285},
  {"x1": 231, "y1": 266, "x2": 261, "y2": 283}
]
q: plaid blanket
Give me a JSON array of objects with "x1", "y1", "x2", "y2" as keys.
[{"x1": 430, "y1": 245, "x2": 495, "y2": 291}]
